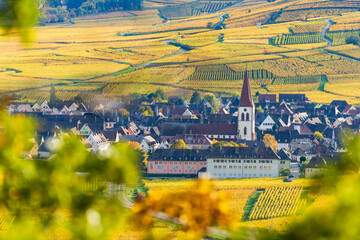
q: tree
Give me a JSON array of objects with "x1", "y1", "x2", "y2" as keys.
[
  {"x1": 279, "y1": 168, "x2": 290, "y2": 177},
  {"x1": 263, "y1": 134, "x2": 278, "y2": 152},
  {"x1": 147, "y1": 88, "x2": 167, "y2": 101},
  {"x1": 73, "y1": 94, "x2": 84, "y2": 103},
  {"x1": 190, "y1": 91, "x2": 201, "y2": 105},
  {"x1": 300, "y1": 156, "x2": 306, "y2": 163},
  {"x1": 346, "y1": 35, "x2": 360, "y2": 45},
  {"x1": 203, "y1": 93, "x2": 220, "y2": 112},
  {"x1": 314, "y1": 131, "x2": 324, "y2": 141},
  {"x1": 139, "y1": 106, "x2": 154, "y2": 116},
  {"x1": 299, "y1": 161, "x2": 308, "y2": 178},
  {"x1": 170, "y1": 140, "x2": 188, "y2": 149},
  {"x1": 0, "y1": 100, "x2": 139, "y2": 240},
  {"x1": 207, "y1": 22, "x2": 213, "y2": 29},
  {"x1": 0, "y1": 0, "x2": 38, "y2": 42},
  {"x1": 50, "y1": 83, "x2": 57, "y2": 103},
  {"x1": 209, "y1": 141, "x2": 240, "y2": 149},
  {"x1": 256, "y1": 106, "x2": 264, "y2": 113},
  {"x1": 272, "y1": 123, "x2": 278, "y2": 131},
  {"x1": 118, "y1": 108, "x2": 129, "y2": 118}
]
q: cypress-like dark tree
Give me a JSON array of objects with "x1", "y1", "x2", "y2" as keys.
[
  {"x1": 50, "y1": 83, "x2": 57, "y2": 103},
  {"x1": 190, "y1": 91, "x2": 201, "y2": 105}
]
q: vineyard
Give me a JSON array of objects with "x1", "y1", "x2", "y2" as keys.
[
  {"x1": 249, "y1": 187, "x2": 306, "y2": 220},
  {"x1": 272, "y1": 75, "x2": 323, "y2": 85},
  {"x1": 271, "y1": 33, "x2": 324, "y2": 45},
  {"x1": 186, "y1": 65, "x2": 274, "y2": 85},
  {"x1": 0, "y1": 215, "x2": 14, "y2": 230},
  {"x1": 159, "y1": 1, "x2": 233, "y2": 19},
  {"x1": 291, "y1": 21, "x2": 326, "y2": 34},
  {"x1": 325, "y1": 30, "x2": 360, "y2": 45}
]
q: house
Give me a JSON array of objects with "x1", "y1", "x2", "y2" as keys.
[
  {"x1": 88, "y1": 133, "x2": 110, "y2": 152},
  {"x1": 121, "y1": 135, "x2": 159, "y2": 153},
  {"x1": 206, "y1": 146, "x2": 291, "y2": 179},
  {"x1": 279, "y1": 94, "x2": 307, "y2": 103},
  {"x1": 147, "y1": 149, "x2": 210, "y2": 177},
  {"x1": 167, "y1": 134, "x2": 213, "y2": 149},
  {"x1": 259, "y1": 115, "x2": 276, "y2": 130},
  {"x1": 258, "y1": 94, "x2": 276, "y2": 103},
  {"x1": 305, "y1": 156, "x2": 327, "y2": 178}
]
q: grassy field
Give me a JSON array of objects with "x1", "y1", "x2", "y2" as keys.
[{"x1": 1, "y1": 0, "x2": 360, "y2": 104}]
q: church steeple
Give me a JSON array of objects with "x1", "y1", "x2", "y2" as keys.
[
  {"x1": 237, "y1": 69, "x2": 256, "y2": 141},
  {"x1": 239, "y1": 70, "x2": 254, "y2": 107}
]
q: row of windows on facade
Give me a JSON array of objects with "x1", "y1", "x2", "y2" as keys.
[
  {"x1": 153, "y1": 169, "x2": 197, "y2": 173},
  {"x1": 206, "y1": 135, "x2": 235, "y2": 139},
  {"x1": 153, "y1": 162, "x2": 206, "y2": 165},
  {"x1": 162, "y1": 157, "x2": 204, "y2": 160},
  {"x1": 213, "y1": 173, "x2": 272, "y2": 177},
  {"x1": 213, "y1": 165, "x2": 272, "y2": 170},
  {"x1": 211, "y1": 159, "x2": 273, "y2": 163},
  {"x1": 184, "y1": 139, "x2": 207, "y2": 144}
]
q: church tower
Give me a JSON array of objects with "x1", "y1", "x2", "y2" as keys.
[{"x1": 238, "y1": 70, "x2": 256, "y2": 140}]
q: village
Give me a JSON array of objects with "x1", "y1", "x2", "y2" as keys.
[{"x1": 8, "y1": 72, "x2": 360, "y2": 180}]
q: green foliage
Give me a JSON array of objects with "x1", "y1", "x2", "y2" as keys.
[
  {"x1": 345, "y1": 35, "x2": 360, "y2": 45},
  {"x1": 0, "y1": 102, "x2": 139, "y2": 239},
  {"x1": 118, "y1": 108, "x2": 129, "y2": 118},
  {"x1": 139, "y1": 106, "x2": 154, "y2": 116},
  {"x1": 203, "y1": 93, "x2": 220, "y2": 113},
  {"x1": 279, "y1": 168, "x2": 291, "y2": 177},
  {"x1": 209, "y1": 141, "x2": 239, "y2": 150},
  {"x1": 299, "y1": 162, "x2": 308, "y2": 178},
  {"x1": 190, "y1": 91, "x2": 201, "y2": 105},
  {"x1": 147, "y1": 89, "x2": 167, "y2": 101},
  {"x1": 50, "y1": 83, "x2": 57, "y2": 103},
  {"x1": 0, "y1": 0, "x2": 38, "y2": 42},
  {"x1": 170, "y1": 140, "x2": 188, "y2": 149}
]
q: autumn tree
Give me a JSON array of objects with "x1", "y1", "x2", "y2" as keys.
[
  {"x1": 263, "y1": 134, "x2": 278, "y2": 152},
  {"x1": 118, "y1": 108, "x2": 129, "y2": 118},
  {"x1": 314, "y1": 131, "x2": 324, "y2": 141},
  {"x1": 170, "y1": 140, "x2": 188, "y2": 149}
]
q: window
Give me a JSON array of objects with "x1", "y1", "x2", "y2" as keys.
[
  {"x1": 244, "y1": 166, "x2": 248, "y2": 169},
  {"x1": 268, "y1": 166, "x2": 272, "y2": 169},
  {"x1": 253, "y1": 166, "x2": 256, "y2": 169},
  {"x1": 229, "y1": 166, "x2": 232, "y2": 169},
  {"x1": 223, "y1": 166, "x2": 227, "y2": 169},
  {"x1": 244, "y1": 127, "x2": 247, "y2": 136},
  {"x1": 264, "y1": 166, "x2": 267, "y2": 169},
  {"x1": 214, "y1": 166, "x2": 217, "y2": 168},
  {"x1": 249, "y1": 166, "x2": 252, "y2": 169},
  {"x1": 241, "y1": 113, "x2": 245, "y2": 121},
  {"x1": 246, "y1": 113, "x2": 249, "y2": 121},
  {"x1": 260, "y1": 166, "x2": 263, "y2": 169}
]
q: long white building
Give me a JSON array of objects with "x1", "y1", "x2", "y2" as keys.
[{"x1": 206, "y1": 147, "x2": 290, "y2": 179}]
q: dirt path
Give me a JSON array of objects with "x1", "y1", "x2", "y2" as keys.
[{"x1": 322, "y1": 19, "x2": 332, "y2": 47}]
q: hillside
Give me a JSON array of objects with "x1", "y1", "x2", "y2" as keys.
[{"x1": 1, "y1": 0, "x2": 360, "y2": 104}]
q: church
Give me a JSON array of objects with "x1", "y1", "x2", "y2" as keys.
[{"x1": 161, "y1": 70, "x2": 256, "y2": 142}]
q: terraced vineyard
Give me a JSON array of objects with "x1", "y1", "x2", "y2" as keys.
[
  {"x1": 249, "y1": 187, "x2": 306, "y2": 220},
  {"x1": 186, "y1": 65, "x2": 274, "y2": 84},
  {"x1": 271, "y1": 33, "x2": 324, "y2": 45},
  {"x1": 326, "y1": 30, "x2": 360, "y2": 45},
  {"x1": 159, "y1": 1, "x2": 233, "y2": 19}
]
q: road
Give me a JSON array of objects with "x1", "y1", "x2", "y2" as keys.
[
  {"x1": 290, "y1": 162, "x2": 300, "y2": 179},
  {"x1": 322, "y1": 19, "x2": 332, "y2": 47}
]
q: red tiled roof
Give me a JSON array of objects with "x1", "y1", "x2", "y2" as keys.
[{"x1": 239, "y1": 70, "x2": 254, "y2": 107}]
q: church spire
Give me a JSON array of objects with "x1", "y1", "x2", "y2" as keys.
[{"x1": 239, "y1": 70, "x2": 254, "y2": 107}]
